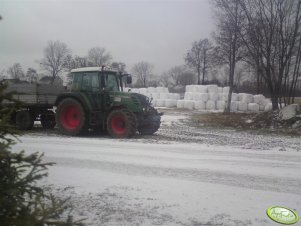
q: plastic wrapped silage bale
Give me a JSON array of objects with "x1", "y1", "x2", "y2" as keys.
[
  {"x1": 123, "y1": 87, "x2": 130, "y2": 92},
  {"x1": 230, "y1": 101, "x2": 238, "y2": 112},
  {"x1": 165, "y1": 99, "x2": 177, "y2": 108},
  {"x1": 264, "y1": 103, "x2": 273, "y2": 111},
  {"x1": 184, "y1": 100, "x2": 195, "y2": 110},
  {"x1": 216, "y1": 100, "x2": 226, "y2": 111},
  {"x1": 193, "y1": 93, "x2": 202, "y2": 101},
  {"x1": 253, "y1": 95, "x2": 265, "y2": 105},
  {"x1": 151, "y1": 93, "x2": 160, "y2": 99},
  {"x1": 159, "y1": 93, "x2": 168, "y2": 99},
  {"x1": 206, "y1": 100, "x2": 216, "y2": 110},
  {"x1": 259, "y1": 105, "x2": 265, "y2": 111},
  {"x1": 131, "y1": 88, "x2": 139, "y2": 93},
  {"x1": 248, "y1": 103, "x2": 259, "y2": 112},
  {"x1": 147, "y1": 87, "x2": 156, "y2": 93},
  {"x1": 156, "y1": 99, "x2": 165, "y2": 107},
  {"x1": 209, "y1": 93, "x2": 218, "y2": 101},
  {"x1": 151, "y1": 99, "x2": 157, "y2": 107},
  {"x1": 139, "y1": 88, "x2": 147, "y2": 94},
  {"x1": 218, "y1": 93, "x2": 227, "y2": 101},
  {"x1": 195, "y1": 85, "x2": 208, "y2": 93},
  {"x1": 207, "y1": 85, "x2": 218, "y2": 93},
  {"x1": 184, "y1": 92, "x2": 193, "y2": 100},
  {"x1": 231, "y1": 93, "x2": 238, "y2": 101},
  {"x1": 167, "y1": 93, "x2": 180, "y2": 100},
  {"x1": 177, "y1": 100, "x2": 185, "y2": 108},
  {"x1": 156, "y1": 87, "x2": 168, "y2": 93},
  {"x1": 185, "y1": 85, "x2": 193, "y2": 92},
  {"x1": 194, "y1": 101, "x2": 206, "y2": 110},
  {"x1": 223, "y1": 86, "x2": 230, "y2": 93},
  {"x1": 239, "y1": 93, "x2": 253, "y2": 103},
  {"x1": 238, "y1": 101, "x2": 248, "y2": 111},
  {"x1": 218, "y1": 87, "x2": 223, "y2": 93}
]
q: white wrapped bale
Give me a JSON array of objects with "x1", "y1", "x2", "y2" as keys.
[
  {"x1": 231, "y1": 93, "x2": 238, "y2": 101},
  {"x1": 230, "y1": 101, "x2": 238, "y2": 112},
  {"x1": 139, "y1": 88, "x2": 147, "y2": 94},
  {"x1": 165, "y1": 99, "x2": 177, "y2": 108},
  {"x1": 184, "y1": 100, "x2": 195, "y2": 110},
  {"x1": 218, "y1": 93, "x2": 228, "y2": 101},
  {"x1": 209, "y1": 93, "x2": 218, "y2": 101},
  {"x1": 253, "y1": 94, "x2": 265, "y2": 105},
  {"x1": 259, "y1": 105, "x2": 265, "y2": 111},
  {"x1": 238, "y1": 101, "x2": 248, "y2": 111},
  {"x1": 147, "y1": 87, "x2": 156, "y2": 93},
  {"x1": 218, "y1": 87, "x2": 223, "y2": 93},
  {"x1": 131, "y1": 88, "x2": 139, "y2": 93},
  {"x1": 193, "y1": 93, "x2": 202, "y2": 101},
  {"x1": 156, "y1": 99, "x2": 165, "y2": 107},
  {"x1": 216, "y1": 100, "x2": 226, "y2": 111},
  {"x1": 151, "y1": 93, "x2": 160, "y2": 99},
  {"x1": 193, "y1": 93, "x2": 209, "y2": 102},
  {"x1": 207, "y1": 85, "x2": 218, "y2": 93},
  {"x1": 159, "y1": 93, "x2": 168, "y2": 99},
  {"x1": 239, "y1": 93, "x2": 253, "y2": 103},
  {"x1": 195, "y1": 85, "x2": 208, "y2": 93},
  {"x1": 185, "y1": 85, "x2": 193, "y2": 92},
  {"x1": 264, "y1": 103, "x2": 273, "y2": 111},
  {"x1": 206, "y1": 100, "x2": 216, "y2": 110},
  {"x1": 156, "y1": 87, "x2": 168, "y2": 93},
  {"x1": 248, "y1": 103, "x2": 260, "y2": 112},
  {"x1": 177, "y1": 100, "x2": 185, "y2": 108},
  {"x1": 184, "y1": 92, "x2": 193, "y2": 100},
  {"x1": 151, "y1": 99, "x2": 157, "y2": 107},
  {"x1": 194, "y1": 101, "x2": 206, "y2": 110},
  {"x1": 167, "y1": 93, "x2": 180, "y2": 100},
  {"x1": 223, "y1": 86, "x2": 230, "y2": 93}
]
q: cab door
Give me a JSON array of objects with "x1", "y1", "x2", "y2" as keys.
[{"x1": 81, "y1": 72, "x2": 102, "y2": 110}]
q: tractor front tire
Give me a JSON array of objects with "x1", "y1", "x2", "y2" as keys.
[
  {"x1": 41, "y1": 110, "x2": 56, "y2": 129},
  {"x1": 15, "y1": 110, "x2": 34, "y2": 130},
  {"x1": 137, "y1": 115, "x2": 161, "y2": 135},
  {"x1": 107, "y1": 109, "x2": 137, "y2": 138},
  {"x1": 56, "y1": 98, "x2": 86, "y2": 136}
]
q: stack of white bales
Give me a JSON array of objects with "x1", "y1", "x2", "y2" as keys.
[
  {"x1": 178, "y1": 85, "x2": 272, "y2": 112},
  {"x1": 129, "y1": 87, "x2": 180, "y2": 108}
]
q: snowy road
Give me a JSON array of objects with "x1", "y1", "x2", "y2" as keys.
[{"x1": 14, "y1": 133, "x2": 301, "y2": 225}]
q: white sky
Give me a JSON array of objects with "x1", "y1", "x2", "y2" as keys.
[{"x1": 0, "y1": 0, "x2": 214, "y2": 75}]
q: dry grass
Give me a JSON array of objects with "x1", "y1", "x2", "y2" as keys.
[{"x1": 294, "y1": 97, "x2": 301, "y2": 107}]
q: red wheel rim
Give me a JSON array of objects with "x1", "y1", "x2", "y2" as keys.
[
  {"x1": 59, "y1": 105, "x2": 80, "y2": 129},
  {"x1": 111, "y1": 115, "x2": 126, "y2": 135}
]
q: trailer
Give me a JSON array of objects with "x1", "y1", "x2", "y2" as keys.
[{"x1": 2, "y1": 82, "x2": 65, "y2": 130}]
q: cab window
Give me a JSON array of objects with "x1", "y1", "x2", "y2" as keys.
[
  {"x1": 81, "y1": 72, "x2": 100, "y2": 92},
  {"x1": 104, "y1": 73, "x2": 119, "y2": 92}
]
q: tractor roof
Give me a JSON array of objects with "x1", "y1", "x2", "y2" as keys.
[{"x1": 71, "y1": 66, "x2": 118, "y2": 73}]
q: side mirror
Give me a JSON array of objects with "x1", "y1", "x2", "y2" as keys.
[{"x1": 126, "y1": 75, "x2": 132, "y2": 84}]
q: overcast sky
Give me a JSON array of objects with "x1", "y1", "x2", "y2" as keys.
[{"x1": 0, "y1": 0, "x2": 214, "y2": 76}]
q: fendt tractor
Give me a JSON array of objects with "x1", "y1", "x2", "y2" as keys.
[
  {"x1": 55, "y1": 66, "x2": 161, "y2": 138},
  {"x1": 1, "y1": 66, "x2": 161, "y2": 138}
]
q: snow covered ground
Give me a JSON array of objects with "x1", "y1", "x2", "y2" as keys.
[{"x1": 12, "y1": 111, "x2": 301, "y2": 226}]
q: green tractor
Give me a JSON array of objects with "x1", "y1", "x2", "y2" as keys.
[{"x1": 55, "y1": 66, "x2": 161, "y2": 138}]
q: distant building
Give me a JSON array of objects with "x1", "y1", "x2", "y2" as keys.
[
  {"x1": 0, "y1": 78, "x2": 28, "y2": 85},
  {"x1": 39, "y1": 76, "x2": 63, "y2": 85}
]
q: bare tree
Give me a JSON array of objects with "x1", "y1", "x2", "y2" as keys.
[
  {"x1": 87, "y1": 47, "x2": 112, "y2": 67},
  {"x1": 212, "y1": 0, "x2": 244, "y2": 112},
  {"x1": 131, "y1": 61, "x2": 154, "y2": 88},
  {"x1": 39, "y1": 40, "x2": 70, "y2": 84},
  {"x1": 7, "y1": 63, "x2": 25, "y2": 80},
  {"x1": 111, "y1": 62, "x2": 126, "y2": 73},
  {"x1": 26, "y1": 68, "x2": 38, "y2": 83},
  {"x1": 238, "y1": 0, "x2": 301, "y2": 109},
  {"x1": 185, "y1": 38, "x2": 214, "y2": 85}
]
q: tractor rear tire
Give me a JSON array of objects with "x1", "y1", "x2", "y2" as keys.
[
  {"x1": 15, "y1": 110, "x2": 34, "y2": 130},
  {"x1": 107, "y1": 109, "x2": 137, "y2": 138},
  {"x1": 137, "y1": 115, "x2": 161, "y2": 135},
  {"x1": 56, "y1": 98, "x2": 86, "y2": 136},
  {"x1": 41, "y1": 111, "x2": 56, "y2": 129}
]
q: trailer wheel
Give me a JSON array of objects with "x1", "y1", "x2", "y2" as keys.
[
  {"x1": 107, "y1": 109, "x2": 136, "y2": 138},
  {"x1": 56, "y1": 98, "x2": 86, "y2": 136},
  {"x1": 15, "y1": 110, "x2": 34, "y2": 130},
  {"x1": 41, "y1": 111, "x2": 56, "y2": 129}
]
